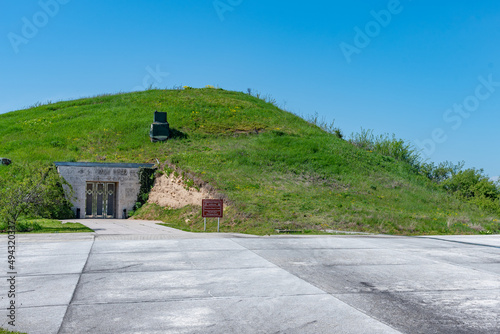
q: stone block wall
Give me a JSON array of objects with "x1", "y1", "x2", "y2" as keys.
[{"x1": 55, "y1": 162, "x2": 155, "y2": 219}]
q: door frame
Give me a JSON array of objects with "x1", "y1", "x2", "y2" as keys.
[{"x1": 85, "y1": 182, "x2": 117, "y2": 218}]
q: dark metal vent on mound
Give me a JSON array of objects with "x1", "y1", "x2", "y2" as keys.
[{"x1": 150, "y1": 111, "x2": 170, "y2": 142}]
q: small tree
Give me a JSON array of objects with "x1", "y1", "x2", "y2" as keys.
[{"x1": 0, "y1": 163, "x2": 73, "y2": 227}]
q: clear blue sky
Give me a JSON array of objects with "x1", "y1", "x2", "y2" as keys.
[{"x1": 2, "y1": 0, "x2": 499, "y2": 179}]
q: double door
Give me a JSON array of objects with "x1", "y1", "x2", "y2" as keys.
[{"x1": 85, "y1": 182, "x2": 116, "y2": 218}]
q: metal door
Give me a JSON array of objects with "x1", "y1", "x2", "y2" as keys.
[{"x1": 85, "y1": 182, "x2": 116, "y2": 218}]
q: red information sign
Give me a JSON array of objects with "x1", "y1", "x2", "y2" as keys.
[{"x1": 202, "y1": 199, "x2": 223, "y2": 218}]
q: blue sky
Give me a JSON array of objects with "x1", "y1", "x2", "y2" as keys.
[{"x1": 1, "y1": 0, "x2": 500, "y2": 179}]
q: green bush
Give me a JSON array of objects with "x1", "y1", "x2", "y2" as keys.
[
  {"x1": 0, "y1": 163, "x2": 74, "y2": 225},
  {"x1": 349, "y1": 129, "x2": 421, "y2": 169},
  {"x1": 348, "y1": 130, "x2": 500, "y2": 213},
  {"x1": 441, "y1": 168, "x2": 500, "y2": 212},
  {"x1": 419, "y1": 161, "x2": 464, "y2": 183},
  {"x1": 442, "y1": 168, "x2": 499, "y2": 199}
]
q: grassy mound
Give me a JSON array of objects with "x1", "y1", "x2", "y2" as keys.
[{"x1": 1, "y1": 88, "x2": 498, "y2": 235}]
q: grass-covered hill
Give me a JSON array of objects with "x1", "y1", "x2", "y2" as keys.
[{"x1": 1, "y1": 88, "x2": 499, "y2": 235}]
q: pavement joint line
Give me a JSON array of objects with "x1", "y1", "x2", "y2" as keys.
[
  {"x1": 80, "y1": 266, "x2": 293, "y2": 275},
  {"x1": 87, "y1": 249, "x2": 254, "y2": 255},
  {"x1": 17, "y1": 287, "x2": 500, "y2": 309},
  {"x1": 56, "y1": 235, "x2": 96, "y2": 334},
  {"x1": 0, "y1": 273, "x2": 82, "y2": 278},
  {"x1": 89, "y1": 248, "x2": 383, "y2": 253},
  {"x1": 227, "y1": 245, "x2": 468, "y2": 251},
  {"x1": 67, "y1": 293, "x2": 329, "y2": 306},
  {"x1": 0, "y1": 259, "x2": 493, "y2": 278},
  {"x1": 12, "y1": 255, "x2": 93, "y2": 260},
  {"x1": 418, "y1": 236, "x2": 500, "y2": 249},
  {"x1": 257, "y1": 235, "x2": 401, "y2": 239},
  {"x1": 93, "y1": 234, "x2": 255, "y2": 239},
  {"x1": 17, "y1": 304, "x2": 71, "y2": 309},
  {"x1": 331, "y1": 287, "x2": 500, "y2": 295},
  {"x1": 82, "y1": 266, "x2": 276, "y2": 274}
]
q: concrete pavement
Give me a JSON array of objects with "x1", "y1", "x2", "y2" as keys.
[
  {"x1": 1, "y1": 220, "x2": 499, "y2": 333},
  {"x1": 63, "y1": 219, "x2": 203, "y2": 236}
]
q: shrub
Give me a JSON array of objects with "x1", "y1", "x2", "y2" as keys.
[
  {"x1": 441, "y1": 168, "x2": 498, "y2": 199},
  {"x1": 0, "y1": 163, "x2": 74, "y2": 226},
  {"x1": 349, "y1": 129, "x2": 421, "y2": 169},
  {"x1": 441, "y1": 168, "x2": 500, "y2": 212},
  {"x1": 419, "y1": 161, "x2": 464, "y2": 183}
]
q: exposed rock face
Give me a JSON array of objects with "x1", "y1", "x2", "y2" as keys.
[{"x1": 147, "y1": 173, "x2": 211, "y2": 209}]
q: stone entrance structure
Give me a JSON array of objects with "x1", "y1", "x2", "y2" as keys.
[{"x1": 55, "y1": 162, "x2": 155, "y2": 219}]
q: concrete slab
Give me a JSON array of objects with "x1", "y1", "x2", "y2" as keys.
[
  {"x1": 283, "y1": 263, "x2": 500, "y2": 293},
  {"x1": 357, "y1": 236, "x2": 481, "y2": 250},
  {"x1": 230, "y1": 236, "x2": 384, "y2": 250},
  {"x1": 60, "y1": 295, "x2": 402, "y2": 334},
  {"x1": 0, "y1": 240, "x2": 93, "y2": 277},
  {"x1": 402, "y1": 247, "x2": 500, "y2": 265},
  {"x1": 333, "y1": 289, "x2": 500, "y2": 334},
  {"x1": 4, "y1": 253, "x2": 90, "y2": 276},
  {"x1": 72, "y1": 267, "x2": 324, "y2": 304},
  {"x1": 17, "y1": 240, "x2": 94, "y2": 257},
  {"x1": 466, "y1": 263, "x2": 500, "y2": 275},
  {"x1": 2, "y1": 233, "x2": 95, "y2": 243},
  {"x1": 10, "y1": 274, "x2": 80, "y2": 308},
  {"x1": 0, "y1": 234, "x2": 93, "y2": 334},
  {"x1": 14, "y1": 306, "x2": 67, "y2": 334},
  {"x1": 85, "y1": 250, "x2": 275, "y2": 273},
  {"x1": 90, "y1": 238, "x2": 247, "y2": 254},
  {"x1": 252, "y1": 248, "x2": 440, "y2": 267}
]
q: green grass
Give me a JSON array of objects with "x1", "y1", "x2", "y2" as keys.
[
  {"x1": 1, "y1": 88, "x2": 499, "y2": 235},
  {"x1": 0, "y1": 328, "x2": 26, "y2": 334},
  {"x1": 0, "y1": 219, "x2": 93, "y2": 234}
]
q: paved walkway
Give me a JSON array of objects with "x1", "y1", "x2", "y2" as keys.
[
  {"x1": 65, "y1": 218, "x2": 199, "y2": 236},
  {"x1": 1, "y1": 220, "x2": 499, "y2": 333},
  {"x1": 61, "y1": 219, "x2": 254, "y2": 239}
]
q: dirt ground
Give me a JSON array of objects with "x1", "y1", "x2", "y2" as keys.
[{"x1": 147, "y1": 173, "x2": 211, "y2": 209}]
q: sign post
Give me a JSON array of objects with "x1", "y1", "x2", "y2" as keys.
[{"x1": 202, "y1": 199, "x2": 223, "y2": 232}]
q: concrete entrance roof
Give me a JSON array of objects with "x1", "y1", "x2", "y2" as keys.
[{"x1": 54, "y1": 162, "x2": 155, "y2": 168}]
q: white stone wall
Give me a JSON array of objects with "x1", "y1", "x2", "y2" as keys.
[{"x1": 57, "y1": 165, "x2": 145, "y2": 219}]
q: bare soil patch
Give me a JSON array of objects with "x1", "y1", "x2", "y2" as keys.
[{"x1": 147, "y1": 173, "x2": 212, "y2": 209}]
